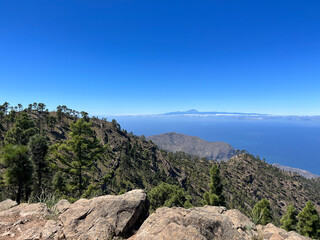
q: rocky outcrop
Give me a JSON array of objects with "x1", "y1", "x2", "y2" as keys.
[
  {"x1": 60, "y1": 189, "x2": 147, "y2": 239},
  {"x1": 0, "y1": 191, "x2": 311, "y2": 240},
  {"x1": 0, "y1": 199, "x2": 17, "y2": 212},
  {"x1": 224, "y1": 209, "x2": 254, "y2": 230},
  {"x1": 0, "y1": 189, "x2": 148, "y2": 240},
  {"x1": 129, "y1": 206, "x2": 310, "y2": 240},
  {"x1": 129, "y1": 206, "x2": 253, "y2": 240},
  {"x1": 0, "y1": 203, "x2": 49, "y2": 240},
  {"x1": 52, "y1": 199, "x2": 70, "y2": 214},
  {"x1": 257, "y1": 224, "x2": 311, "y2": 240}
]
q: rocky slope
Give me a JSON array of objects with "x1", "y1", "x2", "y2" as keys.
[
  {"x1": 0, "y1": 190, "x2": 311, "y2": 240},
  {"x1": 147, "y1": 132, "x2": 236, "y2": 162},
  {"x1": 221, "y1": 154, "x2": 320, "y2": 222}
]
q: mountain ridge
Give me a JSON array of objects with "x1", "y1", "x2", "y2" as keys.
[
  {"x1": 162, "y1": 109, "x2": 267, "y2": 116},
  {"x1": 147, "y1": 132, "x2": 237, "y2": 162}
]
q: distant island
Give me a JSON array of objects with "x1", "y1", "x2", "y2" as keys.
[
  {"x1": 160, "y1": 109, "x2": 320, "y2": 121},
  {"x1": 162, "y1": 109, "x2": 268, "y2": 116},
  {"x1": 106, "y1": 109, "x2": 320, "y2": 121}
]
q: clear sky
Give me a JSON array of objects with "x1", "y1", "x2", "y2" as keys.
[{"x1": 1, "y1": 0, "x2": 320, "y2": 115}]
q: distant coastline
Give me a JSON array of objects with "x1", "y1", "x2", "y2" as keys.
[{"x1": 102, "y1": 109, "x2": 320, "y2": 122}]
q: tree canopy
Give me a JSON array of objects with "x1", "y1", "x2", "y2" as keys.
[
  {"x1": 297, "y1": 201, "x2": 320, "y2": 239},
  {"x1": 0, "y1": 144, "x2": 34, "y2": 203},
  {"x1": 4, "y1": 112, "x2": 36, "y2": 145},
  {"x1": 50, "y1": 118, "x2": 103, "y2": 197},
  {"x1": 280, "y1": 204, "x2": 298, "y2": 231},
  {"x1": 203, "y1": 164, "x2": 225, "y2": 206},
  {"x1": 252, "y1": 198, "x2": 272, "y2": 225},
  {"x1": 148, "y1": 182, "x2": 192, "y2": 211}
]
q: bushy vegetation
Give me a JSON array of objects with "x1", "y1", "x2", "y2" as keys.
[
  {"x1": 281, "y1": 204, "x2": 298, "y2": 231},
  {"x1": 148, "y1": 182, "x2": 192, "y2": 211},
  {"x1": 297, "y1": 201, "x2": 320, "y2": 238},
  {"x1": 251, "y1": 198, "x2": 272, "y2": 225}
]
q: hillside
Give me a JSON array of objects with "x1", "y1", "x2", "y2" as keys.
[
  {"x1": 273, "y1": 163, "x2": 320, "y2": 179},
  {"x1": 147, "y1": 132, "x2": 236, "y2": 162},
  {"x1": 0, "y1": 103, "x2": 319, "y2": 225},
  {"x1": 0, "y1": 104, "x2": 212, "y2": 206},
  {"x1": 221, "y1": 154, "x2": 320, "y2": 224}
]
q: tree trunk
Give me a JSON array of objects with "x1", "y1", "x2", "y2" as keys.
[
  {"x1": 79, "y1": 166, "x2": 82, "y2": 197},
  {"x1": 17, "y1": 184, "x2": 22, "y2": 204}
]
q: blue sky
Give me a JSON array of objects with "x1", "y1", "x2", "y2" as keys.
[{"x1": 1, "y1": 0, "x2": 320, "y2": 115}]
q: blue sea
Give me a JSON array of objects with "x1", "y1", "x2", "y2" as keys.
[{"x1": 107, "y1": 116, "x2": 320, "y2": 175}]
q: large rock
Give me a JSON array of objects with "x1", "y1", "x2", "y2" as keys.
[
  {"x1": 129, "y1": 206, "x2": 253, "y2": 240},
  {"x1": 0, "y1": 191, "x2": 313, "y2": 240},
  {"x1": 224, "y1": 209, "x2": 254, "y2": 230},
  {"x1": 257, "y1": 223, "x2": 311, "y2": 240},
  {"x1": 53, "y1": 199, "x2": 71, "y2": 214},
  {"x1": 59, "y1": 189, "x2": 148, "y2": 240},
  {"x1": 0, "y1": 203, "x2": 49, "y2": 240},
  {"x1": 0, "y1": 199, "x2": 17, "y2": 212}
]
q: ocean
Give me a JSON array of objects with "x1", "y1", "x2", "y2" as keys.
[{"x1": 107, "y1": 115, "x2": 320, "y2": 175}]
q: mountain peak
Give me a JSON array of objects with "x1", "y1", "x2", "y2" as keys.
[{"x1": 185, "y1": 109, "x2": 199, "y2": 113}]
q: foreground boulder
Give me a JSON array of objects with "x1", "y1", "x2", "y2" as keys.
[
  {"x1": 257, "y1": 223, "x2": 311, "y2": 240},
  {"x1": 0, "y1": 191, "x2": 312, "y2": 240},
  {"x1": 129, "y1": 206, "x2": 311, "y2": 240},
  {"x1": 60, "y1": 189, "x2": 148, "y2": 239},
  {"x1": 0, "y1": 203, "x2": 49, "y2": 239},
  {"x1": 0, "y1": 189, "x2": 148, "y2": 240},
  {"x1": 129, "y1": 206, "x2": 254, "y2": 240},
  {"x1": 0, "y1": 199, "x2": 17, "y2": 212},
  {"x1": 52, "y1": 199, "x2": 70, "y2": 214}
]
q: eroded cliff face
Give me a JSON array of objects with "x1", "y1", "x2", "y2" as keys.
[{"x1": 0, "y1": 190, "x2": 311, "y2": 240}]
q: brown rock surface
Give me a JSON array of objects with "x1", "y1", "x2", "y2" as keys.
[
  {"x1": 0, "y1": 203, "x2": 49, "y2": 240},
  {"x1": 129, "y1": 206, "x2": 252, "y2": 240},
  {"x1": 0, "y1": 191, "x2": 313, "y2": 240},
  {"x1": 59, "y1": 189, "x2": 147, "y2": 240},
  {"x1": 53, "y1": 199, "x2": 70, "y2": 214},
  {"x1": 256, "y1": 223, "x2": 311, "y2": 240},
  {"x1": 223, "y1": 209, "x2": 254, "y2": 230},
  {"x1": 0, "y1": 199, "x2": 17, "y2": 212}
]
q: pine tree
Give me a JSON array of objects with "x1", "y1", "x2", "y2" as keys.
[
  {"x1": 252, "y1": 198, "x2": 272, "y2": 225},
  {"x1": 203, "y1": 164, "x2": 225, "y2": 206},
  {"x1": 56, "y1": 105, "x2": 63, "y2": 123},
  {"x1": 4, "y1": 112, "x2": 36, "y2": 145},
  {"x1": 0, "y1": 144, "x2": 34, "y2": 203},
  {"x1": 50, "y1": 118, "x2": 103, "y2": 197},
  {"x1": 297, "y1": 201, "x2": 320, "y2": 239},
  {"x1": 28, "y1": 135, "x2": 49, "y2": 194},
  {"x1": 281, "y1": 204, "x2": 298, "y2": 231}
]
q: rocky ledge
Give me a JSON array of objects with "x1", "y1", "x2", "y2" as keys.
[{"x1": 0, "y1": 190, "x2": 311, "y2": 240}]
